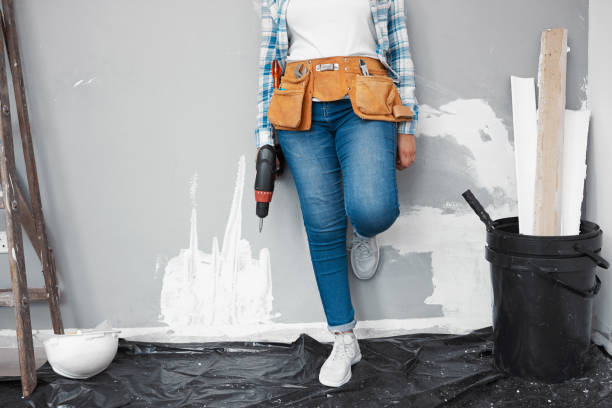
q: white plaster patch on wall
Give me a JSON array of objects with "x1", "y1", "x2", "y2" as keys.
[
  {"x1": 579, "y1": 76, "x2": 588, "y2": 110},
  {"x1": 379, "y1": 205, "x2": 511, "y2": 328},
  {"x1": 379, "y1": 99, "x2": 517, "y2": 328},
  {"x1": 418, "y1": 99, "x2": 516, "y2": 196},
  {"x1": 159, "y1": 155, "x2": 279, "y2": 330},
  {"x1": 153, "y1": 254, "x2": 167, "y2": 280},
  {"x1": 189, "y1": 173, "x2": 198, "y2": 206}
]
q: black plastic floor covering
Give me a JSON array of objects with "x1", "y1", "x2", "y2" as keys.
[{"x1": 1, "y1": 327, "x2": 611, "y2": 407}]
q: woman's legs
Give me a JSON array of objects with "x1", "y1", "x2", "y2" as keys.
[
  {"x1": 277, "y1": 101, "x2": 356, "y2": 333},
  {"x1": 277, "y1": 98, "x2": 400, "y2": 333}
]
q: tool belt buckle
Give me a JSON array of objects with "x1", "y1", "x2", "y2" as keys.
[{"x1": 315, "y1": 63, "x2": 339, "y2": 72}]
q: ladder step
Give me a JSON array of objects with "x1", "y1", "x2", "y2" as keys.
[{"x1": 0, "y1": 287, "x2": 60, "y2": 307}]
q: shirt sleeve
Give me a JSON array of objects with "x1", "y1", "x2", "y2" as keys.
[
  {"x1": 387, "y1": 0, "x2": 418, "y2": 135},
  {"x1": 255, "y1": 0, "x2": 278, "y2": 149}
]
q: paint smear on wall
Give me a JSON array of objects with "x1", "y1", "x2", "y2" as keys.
[
  {"x1": 378, "y1": 99, "x2": 517, "y2": 327},
  {"x1": 159, "y1": 155, "x2": 279, "y2": 328},
  {"x1": 73, "y1": 77, "x2": 96, "y2": 88}
]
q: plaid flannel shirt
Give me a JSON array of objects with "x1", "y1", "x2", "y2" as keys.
[{"x1": 255, "y1": 0, "x2": 419, "y2": 149}]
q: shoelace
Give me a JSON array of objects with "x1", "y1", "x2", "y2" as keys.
[
  {"x1": 330, "y1": 334, "x2": 353, "y2": 361},
  {"x1": 352, "y1": 233, "x2": 372, "y2": 261}
]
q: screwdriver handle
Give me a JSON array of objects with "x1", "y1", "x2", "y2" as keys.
[{"x1": 272, "y1": 60, "x2": 282, "y2": 89}]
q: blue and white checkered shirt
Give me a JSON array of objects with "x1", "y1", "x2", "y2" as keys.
[{"x1": 255, "y1": 0, "x2": 419, "y2": 149}]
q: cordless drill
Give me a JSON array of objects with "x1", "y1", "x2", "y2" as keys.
[{"x1": 255, "y1": 143, "x2": 284, "y2": 232}]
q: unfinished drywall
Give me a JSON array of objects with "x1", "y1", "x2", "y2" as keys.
[
  {"x1": 587, "y1": 0, "x2": 612, "y2": 353},
  {"x1": 0, "y1": 1, "x2": 587, "y2": 339}
]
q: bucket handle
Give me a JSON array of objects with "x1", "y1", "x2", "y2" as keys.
[
  {"x1": 486, "y1": 246, "x2": 602, "y2": 298},
  {"x1": 524, "y1": 260, "x2": 602, "y2": 298},
  {"x1": 573, "y1": 244, "x2": 610, "y2": 269},
  {"x1": 462, "y1": 189, "x2": 494, "y2": 232}
]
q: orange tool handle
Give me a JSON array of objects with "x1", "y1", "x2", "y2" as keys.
[{"x1": 272, "y1": 60, "x2": 281, "y2": 89}]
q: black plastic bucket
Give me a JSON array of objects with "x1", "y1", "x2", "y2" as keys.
[{"x1": 462, "y1": 190, "x2": 610, "y2": 383}]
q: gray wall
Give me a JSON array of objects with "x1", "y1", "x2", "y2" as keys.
[
  {"x1": 0, "y1": 0, "x2": 587, "y2": 331},
  {"x1": 587, "y1": 0, "x2": 612, "y2": 350}
]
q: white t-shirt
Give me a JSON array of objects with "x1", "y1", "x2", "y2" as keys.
[{"x1": 286, "y1": 0, "x2": 378, "y2": 101}]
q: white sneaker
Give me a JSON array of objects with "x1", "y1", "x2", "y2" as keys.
[
  {"x1": 348, "y1": 230, "x2": 380, "y2": 280},
  {"x1": 318, "y1": 331, "x2": 362, "y2": 387}
]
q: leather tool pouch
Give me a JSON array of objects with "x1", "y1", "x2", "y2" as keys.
[
  {"x1": 348, "y1": 71, "x2": 413, "y2": 123},
  {"x1": 267, "y1": 68, "x2": 312, "y2": 130},
  {"x1": 355, "y1": 74, "x2": 396, "y2": 115}
]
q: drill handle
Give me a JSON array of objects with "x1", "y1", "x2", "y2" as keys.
[{"x1": 255, "y1": 144, "x2": 277, "y2": 192}]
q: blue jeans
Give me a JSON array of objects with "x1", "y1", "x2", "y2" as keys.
[{"x1": 277, "y1": 98, "x2": 400, "y2": 333}]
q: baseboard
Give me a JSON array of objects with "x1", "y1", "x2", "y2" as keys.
[{"x1": 0, "y1": 316, "x2": 491, "y2": 346}]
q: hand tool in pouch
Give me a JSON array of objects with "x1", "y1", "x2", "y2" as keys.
[{"x1": 255, "y1": 59, "x2": 285, "y2": 233}]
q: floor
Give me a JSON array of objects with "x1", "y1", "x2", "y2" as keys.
[{"x1": 0, "y1": 327, "x2": 611, "y2": 407}]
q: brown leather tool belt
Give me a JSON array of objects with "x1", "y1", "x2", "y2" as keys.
[{"x1": 267, "y1": 55, "x2": 413, "y2": 131}]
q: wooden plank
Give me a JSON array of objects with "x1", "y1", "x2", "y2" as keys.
[
  {"x1": 1, "y1": 0, "x2": 63, "y2": 335},
  {"x1": 15, "y1": 183, "x2": 42, "y2": 258},
  {"x1": 0, "y1": 185, "x2": 41, "y2": 256},
  {"x1": 511, "y1": 76, "x2": 538, "y2": 235},
  {"x1": 534, "y1": 28, "x2": 568, "y2": 236},
  {"x1": 49, "y1": 247, "x2": 59, "y2": 289},
  {"x1": 561, "y1": 109, "x2": 590, "y2": 235},
  {"x1": 0, "y1": 287, "x2": 61, "y2": 307},
  {"x1": 0, "y1": 19, "x2": 37, "y2": 395}
]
